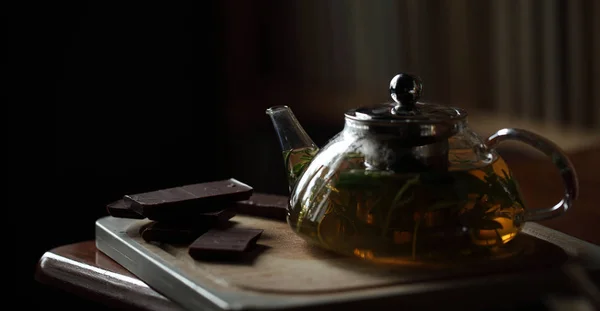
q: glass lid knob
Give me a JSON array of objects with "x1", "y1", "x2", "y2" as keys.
[{"x1": 389, "y1": 73, "x2": 423, "y2": 114}]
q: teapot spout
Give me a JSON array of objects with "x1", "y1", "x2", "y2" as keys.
[{"x1": 266, "y1": 106, "x2": 319, "y2": 190}]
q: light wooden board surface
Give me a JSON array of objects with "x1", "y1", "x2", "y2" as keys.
[{"x1": 124, "y1": 215, "x2": 566, "y2": 295}]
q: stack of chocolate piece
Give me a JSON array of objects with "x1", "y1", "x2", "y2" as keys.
[{"x1": 106, "y1": 178, "x2": 288, "y2": 261}]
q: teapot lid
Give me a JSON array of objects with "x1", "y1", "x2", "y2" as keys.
[{"x1": 345, "y1": 73, "x2": 467, "y2": 125}]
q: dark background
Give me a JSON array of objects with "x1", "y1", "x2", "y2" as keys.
[
  {"x1": 8, "y1": 1, "x2": 227, "y2": 306},
  {"x1": 7, "y1": 1, "x2": 334, "y2": 306}
]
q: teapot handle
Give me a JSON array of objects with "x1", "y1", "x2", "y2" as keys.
[{"x1": 485, "y1": 128, "x2": 579, "y2": 221}]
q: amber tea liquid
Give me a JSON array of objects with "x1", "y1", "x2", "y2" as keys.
[{"x1": 285, "y1": 147, "x2": 526, "y2": 265}]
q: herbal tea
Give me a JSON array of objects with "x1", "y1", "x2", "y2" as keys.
[
  {"x1": 282, "y1": 147, "x2": 319, "y2": 190},
  {"x1": 268, "y1": 74, "x2": 576, "y2": 266},
  {"x1": 285, "y1": 147, "x2": 526, "y2": 265}
]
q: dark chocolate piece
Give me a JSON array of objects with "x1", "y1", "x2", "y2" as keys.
[
  {"x1": 188, "y1": 228, "x2": 263, "y2": 260},
  {"x1": 124, "y1": 178, "x2": 253, "y2": 219},
  {"x1": 106, "y1": 199, "x2": 145, "y2": 219},
  {"x1": 140, "y1": 222, "x2": 209, "y2": 244},
  {"x1": 234, "y1": 193, "x2": 288, "y2": 221},
  {"x1": 146, "y1": 207, "x2": 237, "y2": 224}
]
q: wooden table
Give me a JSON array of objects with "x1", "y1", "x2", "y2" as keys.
[{"x1": 35, "y1": 144, "x2": 600, "y2": 311}]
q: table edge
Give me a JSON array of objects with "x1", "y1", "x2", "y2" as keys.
[{"x1": 35, "y1": 249, "x2": 184, "y2": 311}]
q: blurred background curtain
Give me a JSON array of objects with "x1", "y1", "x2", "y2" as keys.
[{"x1": 222, "y1": 0, "x2": 600, "y2": 155}]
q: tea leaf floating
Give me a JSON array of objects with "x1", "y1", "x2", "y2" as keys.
[{"x1": 283, "y1": 147, "x2": 318, "y2": 187}]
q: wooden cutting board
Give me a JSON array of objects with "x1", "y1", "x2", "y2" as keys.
[{"x1": 96, "y1": 215, "x2": 599, "y2": 311}]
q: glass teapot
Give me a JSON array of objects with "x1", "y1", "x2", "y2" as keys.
[{"x1": 266, "y1": 73, "x2": 578, "y2": 265}]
